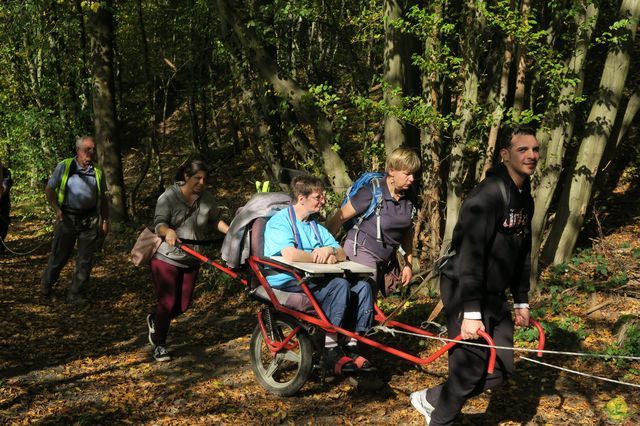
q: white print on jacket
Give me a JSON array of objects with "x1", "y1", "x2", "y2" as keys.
[{"x1": 503, "y1": 209, "x2": 528, "y2": 235}]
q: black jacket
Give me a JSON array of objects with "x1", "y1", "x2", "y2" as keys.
[{"x1": 441, "y1": 163, "x2": 533, "y2": 314}]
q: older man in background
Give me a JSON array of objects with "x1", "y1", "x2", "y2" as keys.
[{"x1": 41, "y1": 136, "x2": 109, "y2": 304}]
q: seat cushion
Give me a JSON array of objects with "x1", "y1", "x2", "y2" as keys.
[{"x1": 252, "y1": 286, "x2": 313, "y2": 312}]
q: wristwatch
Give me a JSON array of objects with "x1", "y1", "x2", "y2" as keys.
[{"x1": 331, "y1": 247, "x2": 337, "y2": 256}]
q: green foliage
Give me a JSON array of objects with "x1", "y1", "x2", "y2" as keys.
[
  {"x1": 594, "y1": 18, "x2": 633, "y2": 46},
  {"x1": 605, "y1": 396, "x2": 629, "y2": 422},
  {"x1": 604, "y1": 321, "x2": 640, "y2": 368}
]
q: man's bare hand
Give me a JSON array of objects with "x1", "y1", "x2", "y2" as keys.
[
  {"x1": 461, "y1": 318, "x2": 485, "y2": 340},
  {"x1": 514, "y1": 308, "x2": 530, "y2": 327}
]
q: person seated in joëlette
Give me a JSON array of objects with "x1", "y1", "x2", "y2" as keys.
[{"x1": 263, "y1": 174, "x2": 376, "y2": 374}]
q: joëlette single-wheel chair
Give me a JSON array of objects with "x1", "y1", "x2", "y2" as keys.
[{"x1": 177, "y1": 216, "x2": 545, "y2": 397}]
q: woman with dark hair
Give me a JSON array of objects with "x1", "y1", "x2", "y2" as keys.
[{"x1": 146, "y1": 158, "x2": 229, "y2": 362}]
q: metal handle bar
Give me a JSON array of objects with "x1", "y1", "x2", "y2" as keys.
[
  {"x1": 528, "y1": 319, "x2": 545, "y2": 357},
  {"x1": 176, "y1": 242, "x2": 247, "y2": 285}
]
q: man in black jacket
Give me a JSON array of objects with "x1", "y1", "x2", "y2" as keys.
[{"x1": 410, "y1": 125, "x2": 540, "y2": 425}]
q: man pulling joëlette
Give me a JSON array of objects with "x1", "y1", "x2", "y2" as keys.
[{"x1": 410, "y1": 125, "x2": 540, "y2": 425}]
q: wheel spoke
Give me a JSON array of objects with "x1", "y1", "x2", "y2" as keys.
[
  {"x1": 264, "y1": 356, "x2": 282, "y2": 379},
  {"x1": 282, "y1": 349, "x2": 301, "y2": 363}
]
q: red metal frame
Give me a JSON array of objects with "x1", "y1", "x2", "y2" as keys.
[
  {"x1": 257, "y1": 309, "x2": 301, "y2": 354},
  {"x1": 178, "y1": 244, "x2": 545, "y2": 374}
]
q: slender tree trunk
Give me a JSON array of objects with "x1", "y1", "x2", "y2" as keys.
[
  {"x1": 612, "y1": 91, "x2": 640, "y2": 150},
  {"x1": 596, "y1": 89, "x2": 640, "y2": 193},
  {"x1": 542, "y1": 0, "x2": 639, "y2": 264},
  {"x1": 530, "y1": 2, "x2": 598, "y2": 281},
  {"x1": 47, "y1": 0, "x2": 71, "y2": 128},
  {"x1": 441, "y1": 0, "x2": 483, "y2": 253},
  {"x1": 482, "y1": 30, "x2": 514, "y2": 179},
  {"x1": 128, "y1": 0, "x2": 161, "y2": 219},
  {"x1": 415, "y1": 2, "x2": 443, "y2": 265},
  {"x1": 512, "y1": 0, "x2": 531, "y2": 116},
  {"x1": 87, "y1": 0, "x2": 127, "y2": 222},
  {"x1": 74, "y1": 0, "x2": 92, "y2": 130},
  {"x1": 383, "y1": 0, "x2": 405, "y2": 154}
]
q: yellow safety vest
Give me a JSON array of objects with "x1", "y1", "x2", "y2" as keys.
[{"x1": 56, "y1": 158, "x2": 103, "y2": 211}]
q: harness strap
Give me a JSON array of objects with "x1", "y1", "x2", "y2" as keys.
[
  {"x1": 351, "y1": 178, "x2": 384, "y2": 256},
  {"x1": 57, "y1": 158, "x2": 103, "y2": 214},
  {"x1": 287, "y1": 205, "x2": 322, "y2": 249}
]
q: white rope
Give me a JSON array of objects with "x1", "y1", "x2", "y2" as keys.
[
  {"x1": 369, "y1": 325, "x2": 640, "y2": 361},
  {"x1": 520, "y1": 356, "x2": 640, "y2": 388}
]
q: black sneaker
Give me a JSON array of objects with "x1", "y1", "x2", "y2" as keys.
[
  {"x1": 322, "y1": 346, "x2": 357, "y2": 375},
  {"x1": 153, "y1": 345, "x2": 171, "y2": 362},
  {"x1": 146, "y1": 314, "x2": 156, "y2": 347}
]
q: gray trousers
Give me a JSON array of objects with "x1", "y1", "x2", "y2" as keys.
[{"x1": 41, "y1": 214, "x2": 99, "y2": 296}]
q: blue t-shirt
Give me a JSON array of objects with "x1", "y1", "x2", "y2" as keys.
[{"x1": 263, "y1": 207, "x2": 340, "y2": 288}]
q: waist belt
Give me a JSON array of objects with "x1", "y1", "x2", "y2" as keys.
[{"x1": 61, "y1": 206, "x2": 97, "y2": 216}]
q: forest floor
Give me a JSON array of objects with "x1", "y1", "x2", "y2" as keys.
[{"x1": 1, "y1": 155, "x2": 639, "y2": 425}]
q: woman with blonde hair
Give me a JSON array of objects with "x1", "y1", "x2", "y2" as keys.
[{"x1": 327, "y1": 147, "x2": 420, "y2": 295}]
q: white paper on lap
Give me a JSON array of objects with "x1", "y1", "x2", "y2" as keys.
[{"x1": 269, "y1": 256, "x2": 375, "y2": 274}]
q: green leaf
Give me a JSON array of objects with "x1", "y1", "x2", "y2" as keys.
[{"x1": 605, "y1": 396, "x2": 628, "y2": 422}]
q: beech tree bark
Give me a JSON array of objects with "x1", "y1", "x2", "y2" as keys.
[
  {"x1": 512, "y1": 0, "x2": 531, "y2": 116},
  {"x1": 87, "y1": 0, "x2": 128, "y2": 222},
  {"x1": 542, "y1": 0, "x2": 639, "y2": 264},
  {"x1": 441, "y1": 0, "x2": 483, "y2": 252},
  {"x1": 383, "y1": 0, "x2": 406, "y2": 155},
  {"x1": 530, "y1": 1, "x2": 598, "y2": 282},
  {"x1": 481, "y1": 28, "x2": 514, "y2": 179}
]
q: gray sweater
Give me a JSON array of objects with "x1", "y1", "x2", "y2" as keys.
[
  {"x1": 153, "y1": 183, "x2": 222, "y2": 267},
  {"x1": 221, "y1": 192, "x2": 291, "y2": 268}
]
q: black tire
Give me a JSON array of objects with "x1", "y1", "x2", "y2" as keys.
[{"x1": 249, "y1": 314, "x2": 313, "y2": 396}]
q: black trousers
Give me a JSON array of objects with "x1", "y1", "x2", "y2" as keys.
[
  {"x1": 41, "y1": 213, "x2": 99, "y2": 296},
  {"x1": 0, "y1": 196, "x2": 9, "y2": 249},
  {"x1": 428, "y1": 277, "x2": 514, "y2": 425}
]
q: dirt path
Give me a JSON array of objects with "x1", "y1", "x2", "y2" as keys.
[{"x1": 1, "y1": 219, "x2": 638, "y2": 425}]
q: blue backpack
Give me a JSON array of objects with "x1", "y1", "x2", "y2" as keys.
[{"x1": 341, "y1": 172, "x2": 385, "y2": 244}]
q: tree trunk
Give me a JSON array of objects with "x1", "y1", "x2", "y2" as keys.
[
  {"x1": 441, "y1": 0, "x2": 483, "y2": 253},
  {"x1": 595, "y1": 88, "x2": 640, "y2": 194},
  {"x1": 128, "y1": 0, "x2": 160, "y2": 219},
  {"x1": 74, "y1": 0, "x2": 93, "y2": 130},
  {"x1": 481, "y1": 30, "x2": 514, "y2": 179},
  {"x1": 414, "y1": 2, "x2": 443, "y2": 266},
  {"x1": 530, "y1": 2, "x2": 598, "y2": 281},
  {"x1": 87, "y1": 0, "x2": 128, "y2": 222},
  {"x1": 512, "y1": 0, "x2": 531, "y2": 116},
  {"x1": 383, "y1": 0, "x2": 405, "y2": 155},
  {"x1": 215, "y1": 0, "x2": 352, "y2": 192},
  {"x1": 542, "y1": 0, "x2": 639, "y2": 264}
]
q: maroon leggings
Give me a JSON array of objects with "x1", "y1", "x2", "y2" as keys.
[{"x1": 150, "y1": 257, "x2": 199, "y2": 345}]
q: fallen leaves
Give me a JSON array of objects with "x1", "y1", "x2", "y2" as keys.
[{"x1": 2, "y1": 217, "x2": 640, "y2": 425}]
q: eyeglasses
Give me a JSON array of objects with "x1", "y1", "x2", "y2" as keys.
[
  {"x1": 309, "y1": 193, "x2": 326, "y2": 201},
  {"x1": 80, "y1": 147, "x2": 95, "y2": 153}
]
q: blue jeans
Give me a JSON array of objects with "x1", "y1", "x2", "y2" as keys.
[{"x1": 278, "y1": 276, "x2": 374, "y2": 333}]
